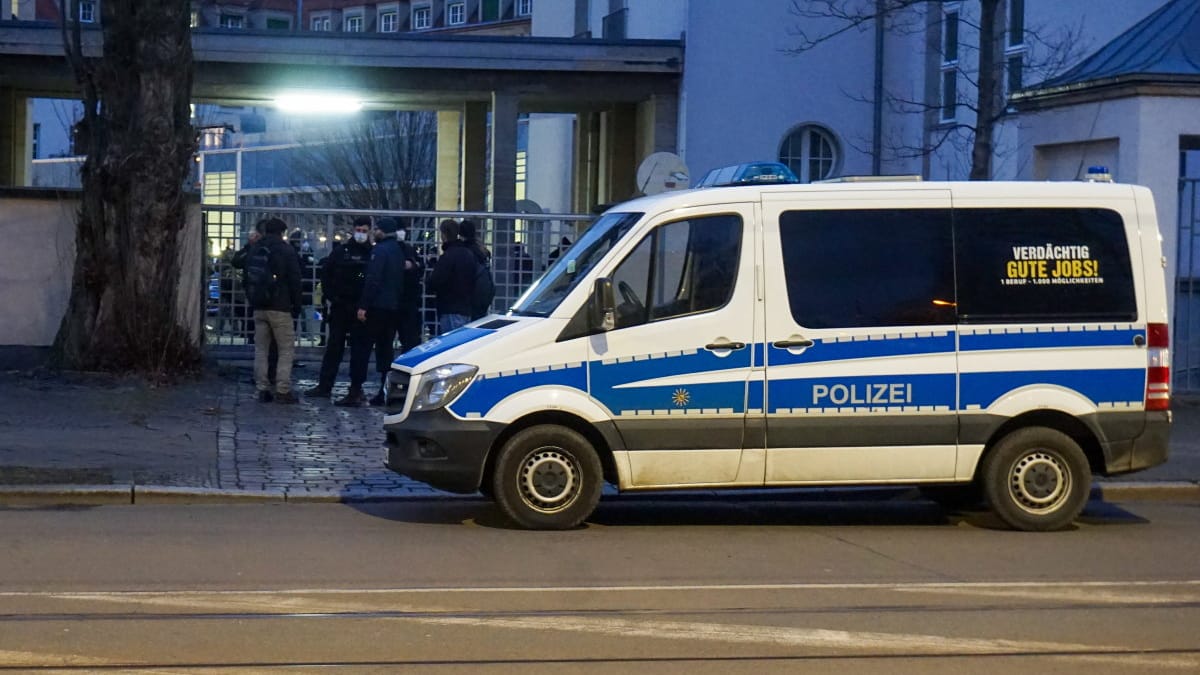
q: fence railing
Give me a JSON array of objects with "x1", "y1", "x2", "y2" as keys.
[{"x1": 202, "y1": 205, "x2": 595, "y2": 355}]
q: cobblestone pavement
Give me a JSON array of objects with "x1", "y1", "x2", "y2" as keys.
[{"x1": 217, "y1": 365, "x2": 450, "y2": 497}]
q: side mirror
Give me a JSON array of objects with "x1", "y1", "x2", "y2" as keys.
[{"x1": 589, "y1": 278, "x2": 616, "y2": 332}]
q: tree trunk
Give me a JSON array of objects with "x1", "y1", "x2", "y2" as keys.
[
  {"x1": 969, "y1": 0, "x2": 1002, "y2": 181},
  {"x1": 53, "y1": 0, "x2": 199, "y2": 376}
]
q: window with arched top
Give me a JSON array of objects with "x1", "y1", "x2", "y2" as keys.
[{"x1": 779, "y1": 124, "x2": 840, "y2": 183}]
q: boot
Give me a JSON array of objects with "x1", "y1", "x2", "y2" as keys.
[
  {"x1": 305, "y1": 383, "x2": 333, "y2": 398},
  {"x1": 369, "y1": 374, "x2": 387, "y2": 406},
  {"x1": 257, "y1": 390, "x2": 274, "y2": 403},
  {"x1": 335, "y1": 388, "x2": 367, "y2": 407},
  {"x1": 275, "y1": 391, "x2": 300, "y2": 405}
]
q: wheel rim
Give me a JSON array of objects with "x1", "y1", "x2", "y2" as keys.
[
  {"x1": 1007, "y1": 449, "x2": 1071, "y2": 515},
  {"x1": 517, "y1": 446, "x2": 581, "y2": 514}
]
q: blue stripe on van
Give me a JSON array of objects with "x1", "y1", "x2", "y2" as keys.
[
  {"x1": 393, "y1": 326, "x2": 494, "y2": 370},
  {"x1": 449, "y1": 364, "x2": 588, "y2": 417},
  {"x1": 767, "y1": 373, "x2": 956, "y2": 411},
  {"x1": 591, "y1": 349, "x2": 752, "y2": 414},
  {"x1": 960, "y1": 369, "x2": 1145, "y2": 408},
  {"x1": 768, "y1": 332, "x2": 956, "y2": 366},
  {"x1": 960, "y1": 329, "x2": 1142, "y2": 352}
]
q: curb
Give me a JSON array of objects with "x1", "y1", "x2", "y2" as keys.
[
  {"x1": 0, "y1": 485, "x2": 132, "y2": 505},
  {"x1": 1092, "y1": 481, "x2": 1200, "y2": 502},
  {"x1": 3, "y1": 482, "x2": 1199, "y2": 507},
  {"x1": 134, "y1": 486, "x2": 286, "y2": 504}
]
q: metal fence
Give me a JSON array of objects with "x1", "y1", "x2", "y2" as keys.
[
  {"x1": 1178, "y1": 179, "x2": 1200, "y2": 393},
  {"x1": 202, "y1": 205, "x2": 594, "y2": 357}
]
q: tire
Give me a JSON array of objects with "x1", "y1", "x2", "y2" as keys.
[
  {"x1": 491, "y1": 425, "x2": 603, "y2": 530},
  {"x1": 919, "y1": 484, "x2": 984, "y2": 511},
  {"x1": 981, "y1": 426, "x2": 1092, "y2": 532}
]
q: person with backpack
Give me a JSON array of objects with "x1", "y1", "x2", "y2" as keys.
[
  {"x1": 306, "y1": 216, "x2": 373, "y2": 400},
  {"x1": 235, "y1": 217, "x2": 303, "y2": 404},
  {"x1": 428, "y1": 218, "x2": 477, "y2": 334},
  {"x1": 341, "y1": 217, "x2": 408, "y2": 407},
  {"x1": 459, "y1": 219, "x2": 495, "y2": 320}
]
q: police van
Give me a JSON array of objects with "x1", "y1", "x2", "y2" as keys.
[{"x1": 382, "y1": 173, "x2": 1172, "y2": 531}]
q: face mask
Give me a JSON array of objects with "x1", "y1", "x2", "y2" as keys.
[
  {"x1": 353, "y1": 232, "x2": 368, "y2": 244},
  {"x1": 396, "y1": 229, "x2": 406, "y2": 241}
]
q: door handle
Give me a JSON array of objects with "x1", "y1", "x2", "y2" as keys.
[
  {"x1": 773, "y1": 338, "x2": 814, "y2": 349},
  {"x1": 704, "y1": 341, "x2": 746, "y2": 351}
]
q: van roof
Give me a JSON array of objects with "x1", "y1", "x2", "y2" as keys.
[{"x1": 610, "y1": 181, "x2": 1144, "y2": 214}]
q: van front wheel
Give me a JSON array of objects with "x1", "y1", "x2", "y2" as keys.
[
  {"x1": 492, "y1": 425, "x2": 603, "y2": 530},
  {"x1": 982, "y1": 427, "x2": 1091, "y2": 532}
]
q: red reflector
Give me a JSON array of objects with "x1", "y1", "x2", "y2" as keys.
[
  {"x1": 1146, "y1": 366, "x2": 1171, "y2": 411},
  {"x1": 1148, "y1": 323, "x2": 1170, "y2": 348}
]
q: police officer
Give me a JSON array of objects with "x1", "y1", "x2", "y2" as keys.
[{"x1": 306, "y1": 217, "x2": 373, "y2": 400}]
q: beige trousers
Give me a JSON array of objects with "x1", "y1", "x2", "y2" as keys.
[{"x1": 254, "y1": 310, "x2": 295, "y2": 394}]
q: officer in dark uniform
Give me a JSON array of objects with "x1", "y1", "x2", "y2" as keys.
[{"x1": 305, "y1": 217, "x2": 373, "y2": 399}]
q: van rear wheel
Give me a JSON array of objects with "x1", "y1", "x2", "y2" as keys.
[
  {"x1": 492, "y1": 425, "x2": 603, "y2": 530},
  {"x1": 981, "y1": 427, "x2": 1091, "y2": 532}
]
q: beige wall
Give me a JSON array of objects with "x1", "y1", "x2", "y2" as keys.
[{"x1": 0, "y1": 189, "x2": 203, "y2": 351}]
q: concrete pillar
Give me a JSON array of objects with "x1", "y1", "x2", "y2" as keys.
[
  {"x1": 0, "y1": 88, "x2": 30, "y2": 187},
  {"x1": 435, "y1": 110, "x2": 461, "y2": 211},
  {"x1": 461, "y1": 101, "x2": 488, "y2": 211},
  {"x1": 636, "y1": 94, "x2": 679, "y2": 161},
  {"x1": 573, "y1": 111, "x2": 601, "y2": 213},
  {"x1": 489, "y1": 91, "x2": 519, "y2": 215},
  {"x1": 599, "y1": 104, "x2": 637, "y2": 204}
]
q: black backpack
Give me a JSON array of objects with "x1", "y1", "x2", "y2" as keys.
[
  {"x1": 242, "y1": 244, "x2": 276, "y2": 308},
  {"x1": 471, "y1": 259, "x2": 496, "y2": 319}
]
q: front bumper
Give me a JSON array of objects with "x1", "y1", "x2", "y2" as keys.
[{"x1": 383, "y1": 408, "x2": 505, "y2": 494}]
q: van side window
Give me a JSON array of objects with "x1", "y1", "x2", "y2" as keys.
[
  {"x1": 779, "y1": 209, "x2": 956, "y2": 328},
  {"x1": 955, "y1": 208, "x2": 1137, "y2": 323},
  {"x1": 609, "y1": 214, "x2": 742, "y2": 329}
]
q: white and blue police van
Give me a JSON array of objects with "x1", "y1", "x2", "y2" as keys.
[{"x1": 382, "y1": 168, "x2": 1172, "y2": 531}]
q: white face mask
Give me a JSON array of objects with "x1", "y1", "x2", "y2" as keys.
[
  {"x1": 396, "y1": 229, "x2": 406, "y2": 241},
  {"x1": 353, "y1": 232, "x2": 369, "y2": 244}
]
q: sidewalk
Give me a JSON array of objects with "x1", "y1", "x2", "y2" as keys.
[{"x1": 0, "y1": 364, "x2": 1197, "y2": 505}]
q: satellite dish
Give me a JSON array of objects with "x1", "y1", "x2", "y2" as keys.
[
  {"x1": 636, "y1": 152, "x2": 690, "y2": 195},
  {"x1": 516, "y1": 199, "x2": 543, "y2": 214}
]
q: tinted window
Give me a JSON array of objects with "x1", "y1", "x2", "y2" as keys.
[
  {"x1": 610, "y1": 214, "x2": 742, "y2": 329},
  {"x1": 955, "y1": 208, "x2": 1136, "y2": 322},
  {"x1": 779, "y1": 209, "x2": 956, "y2": 328}
]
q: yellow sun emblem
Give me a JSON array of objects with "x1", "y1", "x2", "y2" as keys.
[{"x1": 672, "y1": 388, "x2": 691, "y2": 406}]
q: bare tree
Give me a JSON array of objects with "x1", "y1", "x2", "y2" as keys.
[
  {"x1": 787, "y1": 0, "x2": 1083, "y2": 180},
  {"x1": 289, "y1": 111, "x2": 438, "y2": 211},
  {"x1": 53, "y1": 0, "x2": 200, "y2": 375}
]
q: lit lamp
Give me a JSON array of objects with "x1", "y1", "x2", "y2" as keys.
[{"x1": 274, "y1": 92, "x2": 363, "y2": 114}]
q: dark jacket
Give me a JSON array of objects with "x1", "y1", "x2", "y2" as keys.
[
  {"x1": 358, "y1": 236, "x2": 406, "y2": 312},
  {"x1": 429, "y1": 239, "x2": 477, "y2": 317},
  {"x1": 233, "y1": 234, "x2": 302, "y2": 313},
  {"x1": 399, "y1": 240, "x2": 424, "y2": 308},
  {"x1": 320, "y1": 239, "x2": 372, "y2": 306}
]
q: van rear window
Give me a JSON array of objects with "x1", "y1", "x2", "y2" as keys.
[{"x1": 955, "y1": 208, "x2": 1137, "y2": 323}]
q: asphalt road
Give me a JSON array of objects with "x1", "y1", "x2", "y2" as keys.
[{"x1": 2, "y1": 498, "x2": 1199, "y2": 673}]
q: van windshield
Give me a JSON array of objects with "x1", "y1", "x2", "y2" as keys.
[{"x1": 510, "y1": 211, "x2": 643, "y2": 317}]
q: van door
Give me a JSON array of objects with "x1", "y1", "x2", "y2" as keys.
[
  {"x1": 760, "y1": 191, "x2": 960, "y2": 484},
  {"x1": 588, "y1": 205, "x2": 761, "y2": 487}
]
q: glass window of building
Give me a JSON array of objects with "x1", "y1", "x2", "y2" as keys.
[
  {"x1": 517, "y1": 0, "x2": 533, "y2": 16},
  {"x1": 778, "y1": 125, "x2": 838, "y2": 183},
  {"x1": 380, "y1": 11, "x2": 399, "y2": 32},
  {"x1": 311, "y1": 15, "x2": 331, "y2": 31},
  {"x1": 344, "y1": 15, "x2": 364, "y2": 32},
  {"x1": 79, "y1": 1, "x2": 96, "y2": 23},
  {"x1": 412, "y1": 6, "x2": 431, "y2": 30},
  {"x1": 447, "y1": 2, "x2": 466, "y2": 25},
  {"x1": 219, "y1": 13, "x2": 244, "y2": 29},
  {"x1": 941, "y1": 6, "x2": 959, "y2": 121}
]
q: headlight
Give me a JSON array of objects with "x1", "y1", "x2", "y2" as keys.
[{"x1": 411, "y1": 364, "x2": 478, "y2": 412}]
